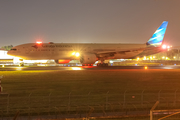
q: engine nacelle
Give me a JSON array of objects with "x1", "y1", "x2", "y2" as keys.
[
  {"x1": 55, "y1": 59, "x2": 71, "y2": 64},
  {"x1": 80, "y1": 53, "x2": 97, "y2": 64}
]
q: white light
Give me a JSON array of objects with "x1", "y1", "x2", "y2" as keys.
[
  {"x1": 162, "y1": 45, "x2": 167, "y2": 49},
  {"x1": 36, "y1": 41, "x2": 42, "y2": 44},
  {"x1": 72, "y1": 67, "x2": 81, "y2": 70},
  {"x1": 75, "y1": 52, "x2": 80, "y2": 57},
  {"x1": 72, "y1": 52, "x2": 75, "y2": 55},
  {"x1": 143, "y1": 56, "x2": 146, "y2": 60},
  {"x1": 16, "y1": 67, "x2": 22, "y2": 71},
  {"x1": 109, "y1": 61, "x2": 113, "y2": 64}
]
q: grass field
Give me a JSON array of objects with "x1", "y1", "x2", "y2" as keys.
[
  {"x1": 1, "y1": 68, "x2": 180, "y2": 119},
  {"x1": 1, "y1": 69, "x2": 180, "y2": 95}
]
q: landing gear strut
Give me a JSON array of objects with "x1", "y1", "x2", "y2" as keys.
[
  {"x1": 97, "y1": 59, "x2": 109, "y2": 66},
  {"x1": 97, "y1": 63, "x2": 108, "y2": 66},
  {"x1": 19, "y1": 62, "x2": 24, "y2": 67}
]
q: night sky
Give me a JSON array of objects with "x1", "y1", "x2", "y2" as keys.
[{"x1": 0, "y1": 0, "x2": 180, "y2": 47}]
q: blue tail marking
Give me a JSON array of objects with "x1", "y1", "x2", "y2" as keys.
[{"x1": 146, "y1": 21, "x2": 168, "y2": 46}]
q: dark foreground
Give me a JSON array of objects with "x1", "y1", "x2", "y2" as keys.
[{"x1": 0, "y1": 66, "x2": 180, "y2": 120}]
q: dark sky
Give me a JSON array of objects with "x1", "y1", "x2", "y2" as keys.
[{"x1": 0, "y1": 0, "x2": 180, "y2": 46}]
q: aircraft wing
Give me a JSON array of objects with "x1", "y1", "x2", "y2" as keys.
[{"x1": 95, "y1": 47, "x2": 147, "y2": 55}]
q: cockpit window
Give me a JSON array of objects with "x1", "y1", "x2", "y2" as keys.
[{"x1": 10, "y1": 48, "x2": 17, "y2": 51}]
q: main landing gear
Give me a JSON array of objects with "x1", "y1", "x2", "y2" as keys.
[
  {"x1": 19, "y1": 62, "x2": 24, "y2": 67},
  {"x1": 82, "y1": 64, "x2": 93, "y2": 66},
  {"x1": 96, "y1": 63, "x2": 108, "y2": 66}
]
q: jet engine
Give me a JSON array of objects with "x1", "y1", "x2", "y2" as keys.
[
  {"x1": 80, "y1": 53, "x2": 97, "y2": 65},
  {"x1": 55, "y1": 59, "x2": 71, "y2": 64}
]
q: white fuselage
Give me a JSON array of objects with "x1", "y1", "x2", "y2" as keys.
[{"x1": 7, "y1": 43, "x2": 147, "y2": 60}]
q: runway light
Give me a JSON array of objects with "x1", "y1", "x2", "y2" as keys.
[
  {"x1": 143, "y1": 56, "x2": 146, "y2": 60},
  {"x1": 16, "y1": 67, "x2": 22, "y2": 71},
  {"x1": 137, "y1": 57, "x2": 139, "y2": 61},
  {"x1": 71, "y1": 67, "x2": 82, "y2": 70},
  {"x1": 2, "y1": 65, "x2": 5, "y2": 68},
  {"x1": 174, "y1": 56, "x2": 176, "y2": 59},
  {"x1": 144, "y1": 66, "x2": 148, "y2": 69}
]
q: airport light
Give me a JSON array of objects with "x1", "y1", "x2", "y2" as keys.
[
  {"x1": 137, "y1": 57, "x2": 139, "y2": 61},
  {"x1": 153, "y1": 56, "x2": 155, "y2": 58},
  {"x1": 162, "y1": 56, "x2": 165, "y2": 59},
  {"x1": 150, "y1": 56, "x2": 152, "y2": 59},
  {"x1": 174, "y1": 56, "x2": 176, "y2": 59},
  {"x1": 75, "y1": 52, "x2": 80, "y2": 57},
  {"x1": 71, "y1": 67, "x2": 82, "y2": 70},
  {"x1": 143, "y1": 56, "x2": 146, "y2": 60},
  {"x1": 144, "y1": 66, "x2": 148, "y2": 69},
  {"x1": 2, "y1": 65, "x2": 4, "y2": 68}
]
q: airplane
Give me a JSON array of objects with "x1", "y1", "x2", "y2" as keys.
[{"x1": 8, "y1": 21, "x2": 169, "y2": 66}]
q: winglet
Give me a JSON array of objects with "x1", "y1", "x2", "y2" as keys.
[{"x1": 146, "y1": 21, "x2": 168, "y2": 46}]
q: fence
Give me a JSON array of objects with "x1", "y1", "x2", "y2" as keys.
[{"x1": 1, "y1": 90, "x2": 180, "y2": 119}]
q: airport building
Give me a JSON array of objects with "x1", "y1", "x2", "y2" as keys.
[{"x1": 0, "y1": 49, "x2": 14, "y2": 64}]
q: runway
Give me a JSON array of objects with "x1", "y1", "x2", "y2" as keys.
[{"x1": 0, "y1": 65, "x2": 180, "y2": 71}]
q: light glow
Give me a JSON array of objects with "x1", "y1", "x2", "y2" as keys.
[
  {"x1": 143, "y1": 56, "x2": 146, "y2": 60},
  {"x1": 144, "y1": 66, "x2": 148, "y2": 69},
  {"x1": 71, "y1": 67, "x2": 82, "y2": 70},
  {"x1": 16, "y1": 67, "x2": 22, "y2": 71},
  {"x1": 36, "y1": 41, "x2": 42, "y2": 45},
  {"x1": 72, "y1": 52, "x2": 75, "y2": 55},
  {"x1": 162, "y1": 45, "x2": 167, "y2": 49},
  {"x1": 75, "y1": 52, "x2": 80, "y2": 57}
]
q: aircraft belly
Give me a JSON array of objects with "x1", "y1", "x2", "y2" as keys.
[{"x1": 114, "y1": 51, "x2": 143, "y2": 59}]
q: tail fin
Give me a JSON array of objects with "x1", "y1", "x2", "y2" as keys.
[{"x1": 146, "y1": 21, "x2": 168, "y2": 46}]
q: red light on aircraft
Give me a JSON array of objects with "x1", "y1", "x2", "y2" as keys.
[
  {"x1": 58, "y1": 60, "x2": 70, "y2": 64},
  {"x1": 36, "y1": 41, "x2": 42, "y2": 45}
]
